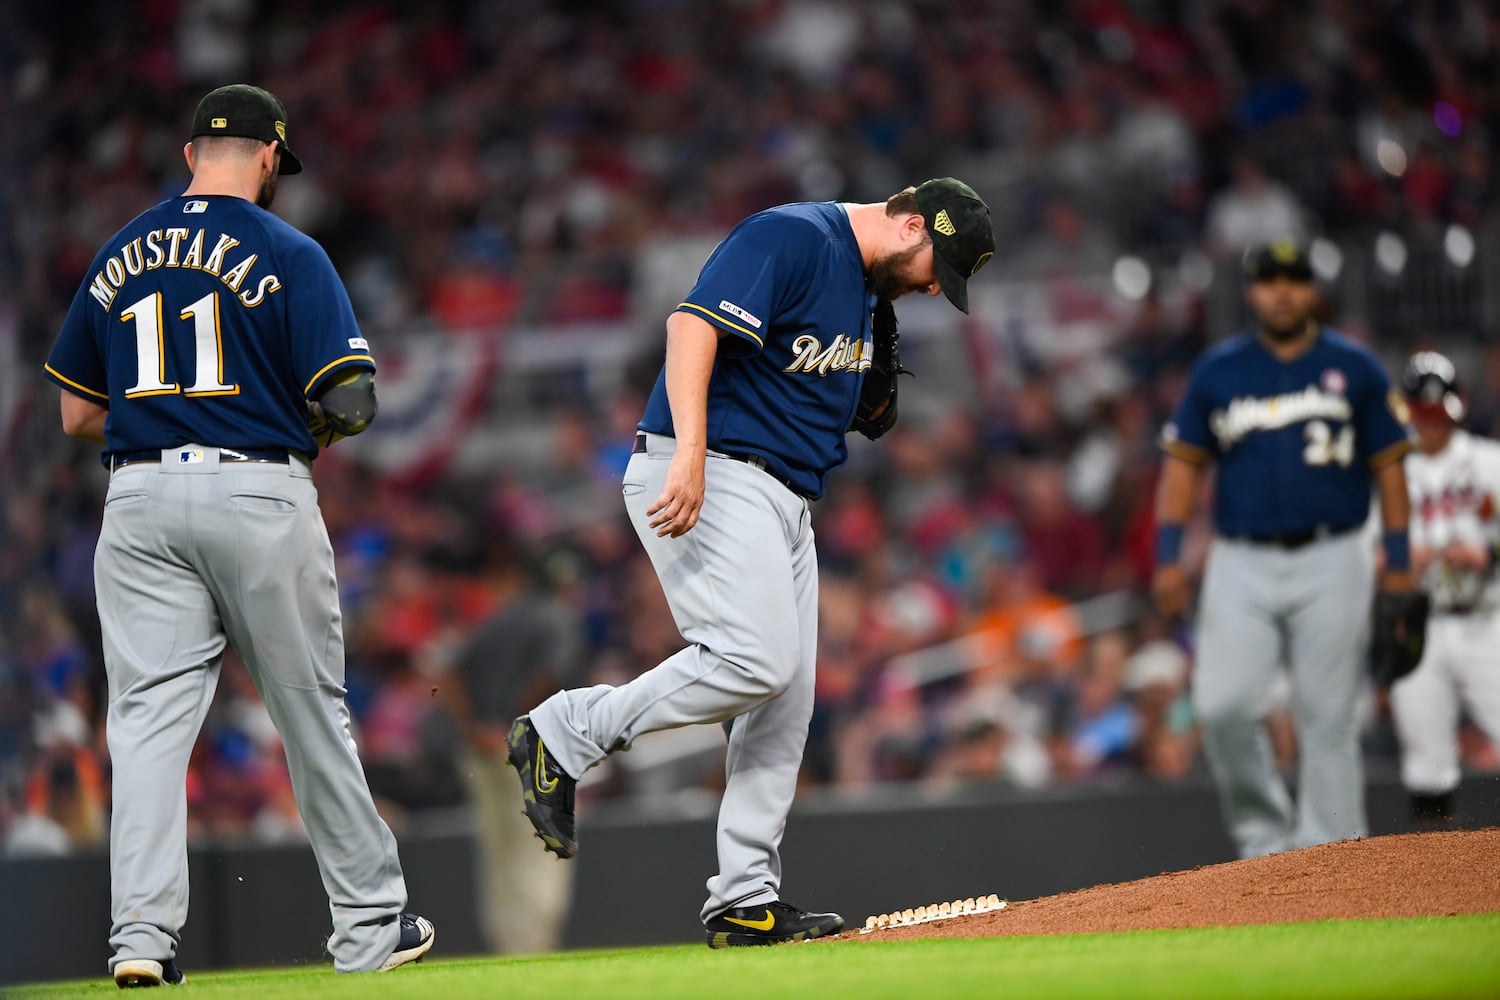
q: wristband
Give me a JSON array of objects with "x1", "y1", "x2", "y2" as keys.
[
  {"x1": 1383, "y1": 530, "x2": 1411, "y2": 572},
  {"x1": 1156, "y1": 523, "x2": 1185, "y2": 567}
]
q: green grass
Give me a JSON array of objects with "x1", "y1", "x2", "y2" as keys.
[{"x1": 6, "y1": 915, "x2": 1499, "y2": 999}]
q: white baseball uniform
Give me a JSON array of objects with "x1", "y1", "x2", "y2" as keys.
[{"x1": 1392, "y1": 429, "x2": 1500, "y2": 795}]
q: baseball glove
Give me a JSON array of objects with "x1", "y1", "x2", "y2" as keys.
[
  {"x1": 306, "y1": 401, "x2": 345, "y2": 448},
  {"x1": 1369, "y1": 589, "x2": 1430, "y2": 687},
  {"x1": 306, "y1": 369, "x2": 378, "y2": 448},
  {"x1": 851, "y1": 299, "x2": 910, "y2": 441}
]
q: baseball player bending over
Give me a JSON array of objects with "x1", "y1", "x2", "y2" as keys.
[
  {"x1": 507, "y1": 179, "x2": 995, "y2": 946},
  {"x1": 44, "y1": 85, "x2": 432, "y2": 986},
  {"x1": 1152, "y1": 242, "x2": 1418, "y2": 859},
  {"x1": 1390, "y1": 351, "x2": 1500, "y2": 823}
]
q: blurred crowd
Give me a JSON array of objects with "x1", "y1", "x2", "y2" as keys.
[{"x1": 5, "y1": 0, "x2": 1500, "y2": 855}]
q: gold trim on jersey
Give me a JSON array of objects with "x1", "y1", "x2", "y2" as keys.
[
  {"x1": 44, "y1": 364, "x2": 108, "y2": 401},
  {"x1": 1161, "y1": 439, "x2": 1212, "y2": 465},
  {"x1": 676, "y1": 302, "x2": 765, "y2": 347},
  {"x1": 1367, "y1": 437, "x2": 1414, "y2": 471},
  {"x1": 304, "y1": 355, "x2": 376, "y2": 396}
]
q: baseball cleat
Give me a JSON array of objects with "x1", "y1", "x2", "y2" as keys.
[
  {"x1": 114, "y1": 958, "x2": 185, "y2": 987},
  {"x1": 376, "y1": 913, "x2": 435, "y2": 972},
  {"x1": 704, "y1": 900, "x2": 845, "y2": 948},
  {"x1": 506, "y1": 715, "x2": 578, "y2": 858}
]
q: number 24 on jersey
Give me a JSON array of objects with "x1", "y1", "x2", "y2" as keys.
[{"x1": 1303, "y1": 420, "x2": 1354, "y2": 468}]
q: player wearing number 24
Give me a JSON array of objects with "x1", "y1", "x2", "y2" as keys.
[
  {"x1": 43, "y1": 84, "x2": 430, "y2": 986},
  {"x1": 1151, "y1": 241, "x2": 1418, "y2": 859}
]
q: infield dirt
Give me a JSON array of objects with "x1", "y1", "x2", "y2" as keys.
[{"x1": 854, "y1": 828, "x2": 1500, "y2": 941}]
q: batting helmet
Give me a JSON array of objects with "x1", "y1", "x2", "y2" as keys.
[{"x1": 1401, "y1": 351, "x2": 1466, "y2": 422}]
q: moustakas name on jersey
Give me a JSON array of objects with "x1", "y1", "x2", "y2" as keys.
[
  {"x1": 638, "y1": 201, "x2": 875, "y2": 500},
  {"x1": 1407, "y1": 429, "x2": 1500, "y2": 612},
  {"x1": 44, "y1": 195, "x2": 374, "y2": 461},
  {"x1": 80, "y1": 210, "x2": 283, "y2": 312},
  {"x1": 1160, "y1": 328, "x2": 1412, "y2": 538}
]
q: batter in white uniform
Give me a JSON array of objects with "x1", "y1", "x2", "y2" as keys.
[{"x1": 1391, "y1": 351, "x2": 1500, "y2": 822}]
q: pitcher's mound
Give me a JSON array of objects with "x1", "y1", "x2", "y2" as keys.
[{"x1": 860, "y1": 828, "x2": 1500, "y2": 941}]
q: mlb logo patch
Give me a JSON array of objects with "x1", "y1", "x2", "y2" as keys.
[
  {"x1": 178, "y1": 449, "x2": 205, "y2": 465},
  {"x1": 184, "y1": 200, "x2": 208, "y2": 214},
  {"x1": 718, "y1": 300, "x2": 762, "y2": 329}
]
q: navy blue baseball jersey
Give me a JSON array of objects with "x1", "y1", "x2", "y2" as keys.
[
  {"x1": 1161, "y1": 329, "x2": 1412, "y2": 537},
  {"x1": 638, "y1": 201, "x2": 873, "y2": 499},
  {"x1": 45, "y1": 194, "x2": 374, "y2": 461}
]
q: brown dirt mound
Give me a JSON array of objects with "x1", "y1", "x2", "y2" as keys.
[{"x1": 855, "y1": 828, "x2": 1500, "y2": 941}]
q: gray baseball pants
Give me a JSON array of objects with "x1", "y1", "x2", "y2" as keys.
[
  {"x1": 95, "y1": 449, "x2": 406, "y2": 973},
  {"x1": 530, "y1": 432, "x2": 818, "y2": 921},
  {"x1": 1193, "y1": 531, "x2": 1373, "y2": 858},
  {"x1": 466, "y1": 752, "x2": 573, "y2": 953}
]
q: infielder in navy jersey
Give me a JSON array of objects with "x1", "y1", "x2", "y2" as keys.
[
  {"x1": 44, "y1": 85, "x2": 432, "y2": 985},
  {"x1": 507, "y1": 179, "x2": 994, "y2": 946},
  {"x1": 1152, "y1": 242, "x2": 1416, "y2": 858}
]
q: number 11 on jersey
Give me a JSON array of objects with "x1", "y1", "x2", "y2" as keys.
[{"x1": 120, "y1": 291, "x2": 239, "y2": 398}]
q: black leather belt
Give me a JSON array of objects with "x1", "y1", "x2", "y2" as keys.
[
  {"x1": 109, "y1": 447, "x2": 291, "y2": 471},
  {"x1": 1228, "y1": 525, "x2": 1359, "y2": 550},
  {"x1": 633, "y1": 433, "x2": 811, "y2": 499}
]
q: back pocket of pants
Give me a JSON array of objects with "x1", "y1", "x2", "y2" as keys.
[
  {"x1": 229, "y1": 492, "x2": 296, "y2": 513},
  {"x1": 104, "y1": 491, "x2": 149, "y2": 509}
]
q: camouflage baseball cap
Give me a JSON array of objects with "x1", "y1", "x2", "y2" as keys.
[
  {"x1": 915, "y1": 177, "x2": 995, "y2": 313},
  {"x1": 190, "y1": 84, "x2": 302, "y2": 175}
]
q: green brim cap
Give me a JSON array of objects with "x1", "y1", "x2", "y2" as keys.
[
  {"x1": 915, "y1": 177, "x2": 994, "y2": 313},
  {"x1": 190, "y1": 84, "x2": 302, "y2": 175}
]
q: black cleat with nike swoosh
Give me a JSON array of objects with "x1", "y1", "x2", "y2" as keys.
[
  {"x1": 704, "y1": 900, "x2": 845, "y2": 948},
  {"x1": 506, "y1": 715, "x2": 578, "y2": 858}
]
